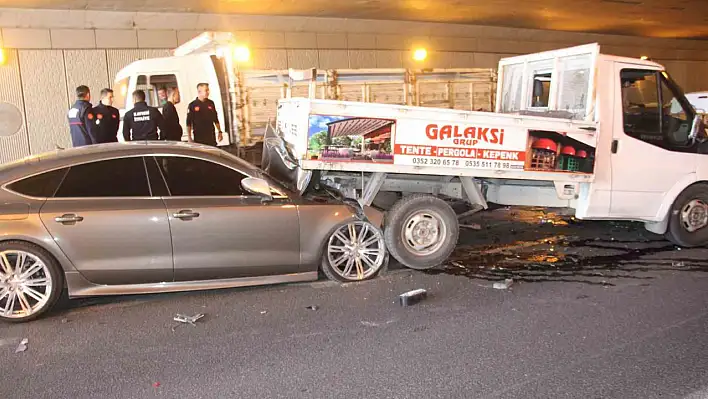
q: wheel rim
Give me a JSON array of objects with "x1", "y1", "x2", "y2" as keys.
[
  {"x1": 327, "y1": 221, "x2": 386, "y2": 281},
  {"x1": 0, "y1": 250, "x2": 53, "y2": 319},
  {"x1": 680, "y1": 199, "x2": 708, "y2": 233},
  {"x1": 402, "y1": 210, "x2": 447, "y2": 256}
]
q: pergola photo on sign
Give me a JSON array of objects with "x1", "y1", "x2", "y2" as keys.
[{"x1": 307, "y1": 115, "x2": 395, "y2": 163}]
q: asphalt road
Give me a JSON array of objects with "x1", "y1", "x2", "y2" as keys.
[{"x1": 3, "y1": 208, "x2": 708, "y2": 399}]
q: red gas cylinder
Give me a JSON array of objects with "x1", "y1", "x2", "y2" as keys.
[
  {"x1": 530, "y1": 138, "x2": 558, "y2": 170},
  {"x1": 560, "y1": 145, "x2": 576, "y2": 156}
]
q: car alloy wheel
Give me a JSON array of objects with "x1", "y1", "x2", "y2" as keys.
[
  {"x1": 326, "y1": 221, "x2": 386, "y2": 281},
  {"x1": 0, "y1": 250, "x2": 54, "y2": 319}
]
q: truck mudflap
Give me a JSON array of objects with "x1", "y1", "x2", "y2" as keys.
[{"x1": 261, "y1": 126, "x2": 314, "y2": 195}]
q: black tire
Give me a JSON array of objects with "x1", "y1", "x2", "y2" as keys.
[
  {"x1": 666, "y1": 184, "x2": 708, "y2": 247},
  {"x1": 0, "y1": 241, "x2": 64, "y2": 323},
  {"x1": 321, "y1": 221, "x2": 389, "y2": 283},
  {"x1": 384, "y1": 194, "x2": 459, "y2": 270}
]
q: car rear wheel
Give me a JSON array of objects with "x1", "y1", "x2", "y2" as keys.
[
  {"x1": 666, "y1": 184, "x2": 708, "y2": 247},
  {"x1": 0, "y1": 242, "x2": 63, "y2": 323},
  {"x1": 321, "y1": 221, "x2": 388, "y2": 283}
]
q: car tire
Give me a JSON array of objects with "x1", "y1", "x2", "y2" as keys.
[
  {"x1": 384, "y1": 194, "x2": 459, "y2": 270},
  {"x1": 321, "y1": 220, "x2": 389, "y2": 283},
  {"x1": 0, "y1": 241, "x2": 63, "y2": 323},
  {"x1": 665, "y1": 184, "x2": 708, "y2": 247}
]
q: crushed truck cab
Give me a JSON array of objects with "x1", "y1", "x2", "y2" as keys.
[{"x1": 269, "y1": 43, "x2": 708, "y2": 269}]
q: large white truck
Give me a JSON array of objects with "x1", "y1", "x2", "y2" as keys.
[
  {"x1": 264, "y1": 43, "x2": 708, "y2": 270},
  {"x1": 112, "y1": 32, "x2": 495, "y2": 165}
]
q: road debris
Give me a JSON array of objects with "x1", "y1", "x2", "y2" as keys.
[
  {"x1": 493, "y1": 279, "x2": 514, "y2": 290},
  {"x1": 673, "y1": 261, "x2": 686, "y2": 267},
  {"x1": 15, "y1": 338, "x2": 28, "y2": 353},
  {"x1": 460, "y1": 223, "x2": 482, "y2": 230},
  {"x1": 399, "y1": 288, "x2": 428, "y2": 306},
  {"x1": 306, "y1": 305, "x2": 319, "y2": 311},
  {"x1": 152, "y1": 382, "x2": 161, "y2": 388},
  {"x1": 173, "y1": 313, "x2": 204, "y2": 326},
  {"x1": 260, "y1": 310, "x2": 268, "y2": 315}
]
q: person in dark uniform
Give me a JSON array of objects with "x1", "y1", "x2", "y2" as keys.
[
  {"x1": 122, "y1": 90, "x2": 164, "y2": 141},
  {"x1": 92, "y1": 88, "x2": 120, "y2": 143},
  {"x1": 161, "y1": 87, "x2": 183, "y2": 141},
  {"x1": 67, "y1": 85, "x2": 98, "y2": 147},
  {"x1": 186, "y1": 83, "x2": 223, "y2": 146}
]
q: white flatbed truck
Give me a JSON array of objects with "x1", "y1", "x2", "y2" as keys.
[{"x1": 266, "y1": 43, "x2": 708, "y2": 270}]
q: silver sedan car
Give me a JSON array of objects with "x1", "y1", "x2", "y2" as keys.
[{"x1": 0, "y1": 142, "x2": 387, "y2": 322}]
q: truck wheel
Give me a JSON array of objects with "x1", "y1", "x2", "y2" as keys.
[
  {"x1": 666, "y1": 184, "x2": 708, "y2": 247},
  {"x1": 384, "y1": 194, "x2": 459, "y2": 270}
]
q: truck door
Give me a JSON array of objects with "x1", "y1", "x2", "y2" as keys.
[{"x1": 609, "y1": 65, "x2": 697, "y2": 218}]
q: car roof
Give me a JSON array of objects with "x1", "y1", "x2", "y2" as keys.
[{"x1": 0, "y1": 142, "x2": 253, "y2": 183}]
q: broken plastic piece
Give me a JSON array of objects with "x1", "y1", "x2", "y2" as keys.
[
  {"x1": 399, "y1": 288, "x2": 427, "y2": 306},
  {"x1": 15, "y1": 338, "x2": 28, "y2": 353},
  {"x1": 173, "y1": 313, "x2": 204, "y2": 326},
  {"x1": 306, "y1": 305, "x2": 319, "y2": 311},
  {"x1": 493, "y1": 279, "x2": 514, "y2": 290},
  {"x1": 460, "y1": 223, "x2": 482, "y2": 230}
]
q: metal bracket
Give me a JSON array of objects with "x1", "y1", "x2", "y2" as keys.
[
  {"x1": 359, "y1": 172, "x2": 387, "y2": 207},
  {"x1": 460, "y1": 176, "x2": 488, "y2": 209}
]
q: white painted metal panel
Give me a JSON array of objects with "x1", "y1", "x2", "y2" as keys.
[
  {"x1": 106, "y1": 49, "x2": 172, "y2": 84},
  {"x1": 0, "y1": 49, "x2": 30, "y2": 163},
  {"x1": 19, "y1": 50, "x2": 71, "y2": 153}
]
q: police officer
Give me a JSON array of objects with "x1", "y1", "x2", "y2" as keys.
[
  {"x1": 67, "y1": 85, "x2": 98, "y2": 147},
  {"x1": 92, "y1": 88, "x2": 120, "y2": 143},
  {"x1": 161, "y1": 87, "x2": 183, "y2": 141},
  {"x1": 122, "y1": 90, "x2": 164, "y2": 141},
  {"x1": 186, "y1": 83, "x2": 223, "y2": 146}
]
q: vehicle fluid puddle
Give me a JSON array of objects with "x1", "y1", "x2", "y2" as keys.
[{"x1": 431, "y1": 210, "x2": 708, "y2": 286}]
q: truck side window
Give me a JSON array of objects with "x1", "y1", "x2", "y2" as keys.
[
  {"x1": 659, "y1": 74, "x2": 691, "y2": 145},
  {"x1": 621, "y1": 70, "x2": 663, "y2": 146},
  {"x1": 531, "y1": 73, "x2": 551, "y2": 107}
]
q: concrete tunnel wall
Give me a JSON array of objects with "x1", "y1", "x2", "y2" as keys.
[{"x1": 1, "y1": 7, "x2": 708, "y2": 164}]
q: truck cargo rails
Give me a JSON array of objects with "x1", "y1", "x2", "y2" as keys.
[{"x1": 265, "y1": 43, "x2": 708, "y2": 271}]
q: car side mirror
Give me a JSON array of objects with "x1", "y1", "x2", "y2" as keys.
[{"x1": 241, "y1": 177, "x2": 273, "y2": 201}]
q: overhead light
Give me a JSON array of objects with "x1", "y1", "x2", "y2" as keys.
[
  {"x1": 640, "y1": 55, "x2": 649, "y2": 60},
  {"x1": 233, "y1": 45, "x2": 251, "y2": 63},
  {"x1": 412, "y1": 48, "x2": 428, "y2": 62},
  {"x1": 0, "y1": 48, "x2": 6, "y2": 66}
]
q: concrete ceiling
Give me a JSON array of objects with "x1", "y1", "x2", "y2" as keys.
[{"x1": 2, "y1": 0, "x2": 708, "y2": 39}]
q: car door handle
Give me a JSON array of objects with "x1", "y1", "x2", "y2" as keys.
[
  {"x1": 173, "y1": 210, "x2": 200, "y2": 220},
  {"x1": 54, "y1": 214, "x2": 84, "y2": 224}
]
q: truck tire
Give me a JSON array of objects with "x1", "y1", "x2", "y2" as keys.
[
  {"x1": 665, "y1": 184, "x2": 708, "y2": 247},
  {"x1": 384, "y1": 194, "x2": 459, "y2": 270}
]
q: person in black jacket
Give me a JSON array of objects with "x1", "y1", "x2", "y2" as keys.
[
  {"x1": 186, "y1": 83, "x2": 223, "y2": 146},
  {"x1": 122, "y1": 90, "x2": 164, "y2": 141},
  {"x1": 67, "y1": 85, "x2": 98, "y2": 147},
  {"x1": 161, "y1": 86, "x2": 183, "y2": 141},
  {"x1": 92, "y1": 88, "x2": 120, "y2": 143}
]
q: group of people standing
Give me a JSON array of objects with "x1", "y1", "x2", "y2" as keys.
[{"x1": 67, "y1": 82, "x2": 224, "y2": 148}]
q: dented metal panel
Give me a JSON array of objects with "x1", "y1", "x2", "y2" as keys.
[
  {"x1": 19, "y1": 50, "x2": 71, "y2": 154},
  {"x1": 0, "y1": 49, "x2": 30, "y2": 163},
  {"x1": 64, "y1": 50, "x2": 109, "y2": 108}
]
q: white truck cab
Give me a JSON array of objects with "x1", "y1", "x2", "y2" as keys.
[{"x1": 268, "y1": 43, "x2": 708, "y2": 270}]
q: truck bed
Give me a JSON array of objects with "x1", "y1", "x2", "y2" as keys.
[{"x1": 277, "y1": 98, "x2": 598, "y2": 184}]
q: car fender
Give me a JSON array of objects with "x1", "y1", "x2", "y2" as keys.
[{"x1": 0, "y1": 217, "x2": 78, "y2": 273}]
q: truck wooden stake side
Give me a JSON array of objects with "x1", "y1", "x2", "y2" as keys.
[{"x1": 264, "y1": 43, "x2": 708, "y2": 270}]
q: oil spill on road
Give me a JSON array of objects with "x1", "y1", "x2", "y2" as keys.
[{"x1": 434, "y1": 209, "x2": 708, "y2": 285}]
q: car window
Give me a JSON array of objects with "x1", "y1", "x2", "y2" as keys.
[
  {"x1": 54, "y1": 157, "x2": 150, "y2": 198},
  {"x1": 145, "y1": 157, "x2": 170, "y2": 197},
  {"x1": 6, "y1": 168, "x2": 68, "y2": 198},
  {"x1": 154, "y1": 156, "x2": 247, "y2": 197}
]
